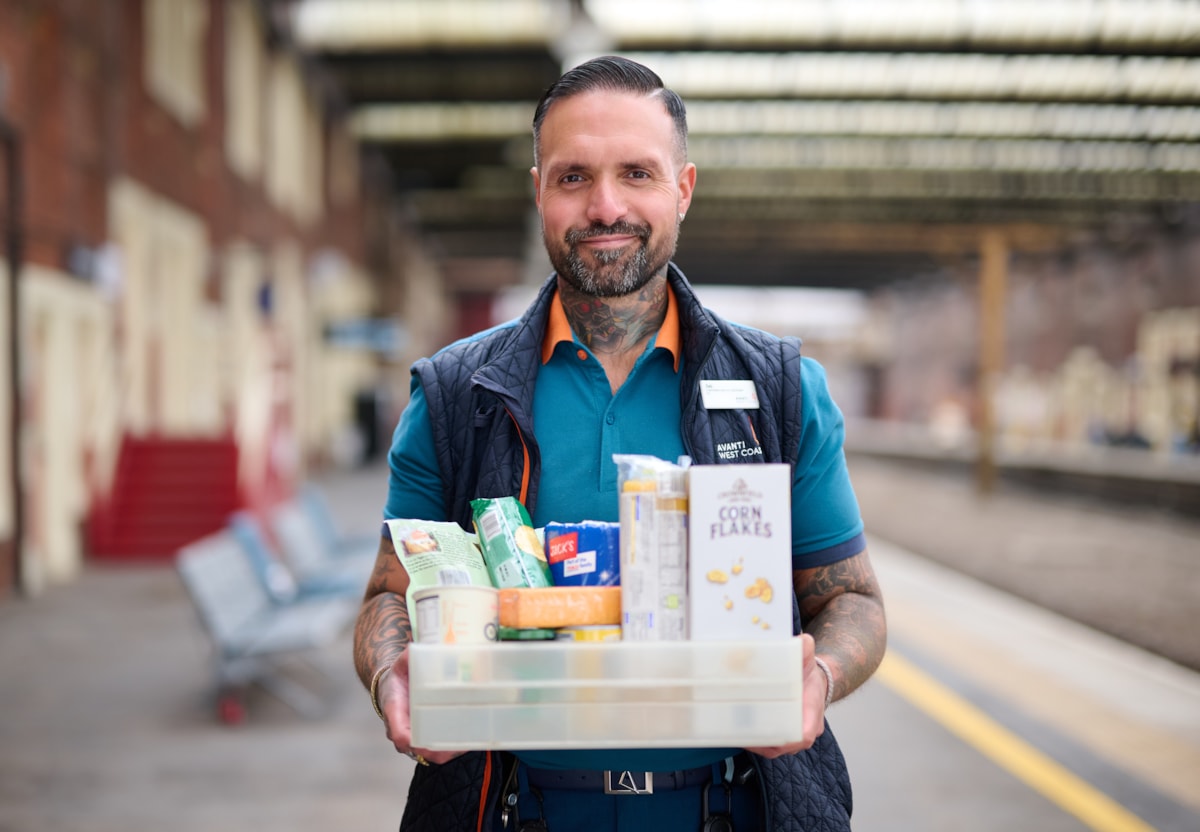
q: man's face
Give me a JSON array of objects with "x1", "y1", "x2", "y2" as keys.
[{"x1": 531, "y1": 90, "x2": 696, "y2": 298}]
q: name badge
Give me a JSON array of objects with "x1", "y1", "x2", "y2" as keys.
[{"x1": 700, "y1": 380, "x2": 760, "y2": 410}]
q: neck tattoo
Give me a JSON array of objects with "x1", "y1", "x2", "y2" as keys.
[{"x1": 560, "y1": 277, "x2": 668, "y2": 356}]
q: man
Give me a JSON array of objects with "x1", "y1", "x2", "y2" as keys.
[{"x1": 355, "y1": 55, "x2": 886, "y2": 832}]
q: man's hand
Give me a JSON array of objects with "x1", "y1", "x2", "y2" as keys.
[
  {"x1": 377, "y1": 649, "x2": 465, "y2": 766},
  {"x1": 746, "y1": 548, "x2": 887, "y2": 760},
  {"x1": 355, "y1": 536, "x2": 464, "y2": 765},
  {"x1": 745, "y1": 633, "x2": 826, "y2": 758}
]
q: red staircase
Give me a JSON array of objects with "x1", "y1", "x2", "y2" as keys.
[{"x1": 87, "y1": 437, "x2": 244, "y2": 561}]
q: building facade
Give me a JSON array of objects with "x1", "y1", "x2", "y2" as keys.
[{"x1": 0, "y1": 0, "x2": 445, "y2": 596}]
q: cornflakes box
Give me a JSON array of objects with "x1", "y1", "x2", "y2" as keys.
[{"x1": 686, "y1": 464, "x2": 792, "y2": 641}]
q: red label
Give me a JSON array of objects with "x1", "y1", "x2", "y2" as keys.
[{"x1": 547, "y1": 532, "x2": 578, "y2": 564}]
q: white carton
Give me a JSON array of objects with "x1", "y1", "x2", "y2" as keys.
[
  {"x1": 616, "y1": 456, "x2": 689, "y2": 641},
  {"x1": 687, "y1": 463, "x2": 793, "y2": 640}
]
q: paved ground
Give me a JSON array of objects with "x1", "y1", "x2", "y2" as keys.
[
  {"x1": 837, "y1": 537, "x2": 1200, "y2": 832},
  {"x1": 0, "y1": 463, "x2": 411, "y2": 832},
  {"x1": 0, "y1": 457, "x2": 1196, "y2": 831}
]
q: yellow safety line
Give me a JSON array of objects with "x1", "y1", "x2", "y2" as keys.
[{"x1": 877, "y1": 652, "x2": 1158, "y2": 832}]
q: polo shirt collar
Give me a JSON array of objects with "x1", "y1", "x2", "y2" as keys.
[{"x1": 541, "y1": 283, "x2": 682, "y2": 371}]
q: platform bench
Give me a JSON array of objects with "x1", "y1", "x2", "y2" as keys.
[{"x1": 176, "y1": 529, "x2": 358, "y2": 723}]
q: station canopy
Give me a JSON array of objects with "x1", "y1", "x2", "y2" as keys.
[{"x1": 282, "y1": 0, "x2": 1200, "y2": 290}]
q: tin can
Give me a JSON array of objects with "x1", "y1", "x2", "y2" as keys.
[
  {"x1": 412, "y1": 585, "x2": 499, "y2": 644},
  {"x1": 555, "y1": 625, "x2": 622, "y2": 643}
]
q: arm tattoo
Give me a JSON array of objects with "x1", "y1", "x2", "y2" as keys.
[
  {"x1": 794, "y1": 550, "x2": 887, "y2": 702},
  {"x1": 353, "y1": 536, "x2": 414, "y2": 688}
]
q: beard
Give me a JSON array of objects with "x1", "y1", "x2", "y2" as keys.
[{"x1": 546, "y1": 218, "x2": 678, "y2": 298}]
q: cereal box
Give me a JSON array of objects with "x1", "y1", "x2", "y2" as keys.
[{"x1": 686, "y1": 464, "x2": 792, "y2": 641}]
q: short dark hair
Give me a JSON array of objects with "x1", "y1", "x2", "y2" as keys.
[{"x1": 532, "y1": 55, "x2": 688, "y2": 166}]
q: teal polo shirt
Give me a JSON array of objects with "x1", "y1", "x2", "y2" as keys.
[
  {"x1": 384, "y1": 287, "x2": 866, "y2": 772},
  {"x1": 528, "y1": 282, "x2": 687, "y2": 528}
]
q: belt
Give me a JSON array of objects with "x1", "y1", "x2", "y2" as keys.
[{"x1": 524, "y1": 764, "x2": 716, "y2": 795}]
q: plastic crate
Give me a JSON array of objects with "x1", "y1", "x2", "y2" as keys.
[{"x1": 409, "y1": 639, "x2": 805, "y2": 750}]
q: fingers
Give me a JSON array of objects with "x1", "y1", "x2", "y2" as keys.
[
  {"x1": 800, "y1": 632, "x2": 815, "y2": 665},
  {"x1": 402, "y1": 748, "x2": 463, "y2": 767},
  {"x1": 402, "y1": 749, "x2": 430, "y2": 766},
  {"x1": 412, "y1": 748, "x2": 467, "y2": 766},
  {"x1": 381, "y1": 652, "x2": 466, "y2": 766},
  {"x1": 380, "y1": 652, "x2": 418, "y2": 754},
  {"x1": 400, "y1": 748, "x2": 465, "y2": 767},
  {"x1": 745, "y1": 634, "x2": 825, "y2": 758}
]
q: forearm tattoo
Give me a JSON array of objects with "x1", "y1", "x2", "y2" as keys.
[
  {"x1": 353, "y1": 537, "x2": 413, "y2": 688},
  {"x1": 795, "y1": 552, "x2": 887, "y2": 702}
]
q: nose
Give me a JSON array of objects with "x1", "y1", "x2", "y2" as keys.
[{"x1": 586, "y1": 178, "x2": 626, "y2": 226}]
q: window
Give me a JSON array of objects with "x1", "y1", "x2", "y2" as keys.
[
  {"x1": 224, "y1": 0, "x2": 263, "y2": 179},
  {"x1": 144, "y1": 0, "x2": 207, "y2": 126}
]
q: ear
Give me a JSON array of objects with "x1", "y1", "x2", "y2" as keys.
[
  {"x1": 676, "y1": 162, "x2": 697, "y2": 217},
  {"x1": 530, "y1": 166, "x2": 542, "y2": 211}
]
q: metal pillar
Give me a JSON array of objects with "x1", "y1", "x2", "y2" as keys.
[
  {"x1": 1, "y1": 118, "x2": 22, "y2": 594},
  {"x1": 976, "y1": 229, "x2": 1008, "y2": 495}
]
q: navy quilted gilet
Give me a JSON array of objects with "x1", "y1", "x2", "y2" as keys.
[{"x1": 414, "y1": 264, "x2": 805, "y2": 527}]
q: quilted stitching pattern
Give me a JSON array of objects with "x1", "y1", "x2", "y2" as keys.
[
  {"x1": 399, "y1": 752, "x2": 498, "y2": 832},
  {"x1": 415, "y1": 279, "x2": 556, "y2": 529},
  {"x1": 756, "y1": 729, "x2": 854, "y2": 831}
]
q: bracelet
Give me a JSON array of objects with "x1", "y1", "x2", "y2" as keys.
[
  {"x1": 369, "y1": 664, "x2": 393, "y2": 722},
  {"x1": 814, "y1": 656, "x2": 835, "y2": 709}
]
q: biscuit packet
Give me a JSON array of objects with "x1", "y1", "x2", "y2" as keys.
[
  {"x1": 384, "y1": 518, "x2": 494, "y2": 614},
  {"x1": 470, "y1": 496, "x2": 553, "y2": 589}
]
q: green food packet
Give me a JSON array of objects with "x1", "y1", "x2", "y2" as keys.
[{"x1": 470, "y1": 496, "x2": 553, "y2": 589}]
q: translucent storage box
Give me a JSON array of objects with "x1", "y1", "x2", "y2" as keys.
[{"x1": 409, "y1": 639, "x2": 805, "y2": 750}]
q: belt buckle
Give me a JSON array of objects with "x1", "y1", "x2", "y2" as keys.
[{"x1": 604, "y1": 770, "x2": 654, "y2": 795}]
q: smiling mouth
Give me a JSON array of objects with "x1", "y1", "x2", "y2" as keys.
[
  {"x1": 567, "y1": 222, "x2": 650, "y2": 248},
  {"x1": 581, "y1": 236, "x2": 636, "y2": 249},
  {"x1": 575, "y1": 236, "x2": 641, "y2": 266}
]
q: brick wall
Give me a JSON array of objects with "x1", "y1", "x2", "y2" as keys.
[{"x1": 0, "y1": 0, "x2": 397, "y2": 596}]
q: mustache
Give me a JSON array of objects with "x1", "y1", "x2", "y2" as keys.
[{"x1": 565, "y1": 221, "x2": 651, "y2": 245}]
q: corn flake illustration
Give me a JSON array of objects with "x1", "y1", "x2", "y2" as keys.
[{"x1": 744, "y1": 577, "x2": 773, "y2": 603}]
